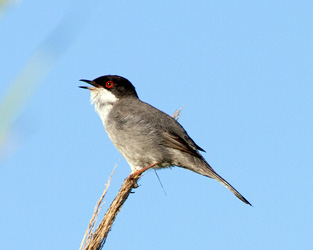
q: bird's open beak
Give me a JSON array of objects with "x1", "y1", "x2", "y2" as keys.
[{"x1": 79, "y1": 79, "x2": 100, "y2": 90}]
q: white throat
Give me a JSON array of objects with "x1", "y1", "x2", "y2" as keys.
[{"x1": 90, "y1": 88, "x2": 118, "y2": 127}]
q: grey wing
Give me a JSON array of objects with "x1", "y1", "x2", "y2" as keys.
[
  {"x1": 146, "y1": 104, "x2": 206, "y2": 158},
  {"x1": 160, "y1": 125, "x2": 205, "y2": 158},
  {"x1": 116, "y1": 99, "x2": 206, "y2": 157}
]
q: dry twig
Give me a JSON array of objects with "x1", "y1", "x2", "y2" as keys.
[
  {"x1": 79, "y1": 164, "x2": 117, "y2": 250},
  {"x1": 84, "y1": 162, "x2": 159, "y2": 250}
]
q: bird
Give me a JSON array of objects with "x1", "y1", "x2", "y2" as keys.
[{"x1": 80, "y1": 75, "x2": 251, "y2": 205}]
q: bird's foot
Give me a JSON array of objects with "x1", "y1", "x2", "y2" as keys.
[{"x1": 128, "y1": 161, "x2": 159, "y2": 180}]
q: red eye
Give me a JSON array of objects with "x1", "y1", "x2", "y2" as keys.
[{"x1": 105, "y1": 81, "x2": 114, "y2": 88}]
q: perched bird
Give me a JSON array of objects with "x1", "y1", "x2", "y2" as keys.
[{"x1": 80, "y1": 75, "x2": 251, "y2": 205}]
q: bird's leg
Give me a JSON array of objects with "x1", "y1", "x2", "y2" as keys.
[{"x1": 128, "y1": 161, "x2": 159, "y2": 181}]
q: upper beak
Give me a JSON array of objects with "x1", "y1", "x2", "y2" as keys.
[{"x1": 79, "y1": 79, "x2": 100, "y2": 89}]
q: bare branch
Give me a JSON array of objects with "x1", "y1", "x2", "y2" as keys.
[
  {"x1": 79, "y1": 164, "x2": 117, "y2": 250},
  {"x1": 84, "y1": 162, "x2": 158, "y2": 250}
]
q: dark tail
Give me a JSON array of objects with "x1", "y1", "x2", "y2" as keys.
[
  {"x1": 187, "y1": 159, "x2": 252, "y2": 206},
  {"x1": 211, "y1": 171, "x2": 252, "y2": 206}
]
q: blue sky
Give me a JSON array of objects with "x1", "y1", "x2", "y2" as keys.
[{"x1": 1, "y1": 1, "x2": 313, "y2": 249}]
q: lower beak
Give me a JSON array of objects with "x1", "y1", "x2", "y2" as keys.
[{"x1": 79, "y1": 79, "x2": 100, "y2": 89}]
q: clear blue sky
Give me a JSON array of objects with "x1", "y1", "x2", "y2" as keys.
[{"x1": 1, "y1": 1, "x2": 313, "y2": 249}]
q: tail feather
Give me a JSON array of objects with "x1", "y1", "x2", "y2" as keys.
[
  {"x1": 211, "y1": 171, "x2": 252, "y2": 206},
  {"x1": 186, "y1": 158, "x2": 252, "y2": 206}
]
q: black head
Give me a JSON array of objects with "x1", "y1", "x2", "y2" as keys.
[{"x1": 80, "y1": 75, "x2": 138, "y2": 99}]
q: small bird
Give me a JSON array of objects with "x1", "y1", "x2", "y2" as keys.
[{"x1": 80, "y1": 75, "x2": 251, "y2": 205}]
